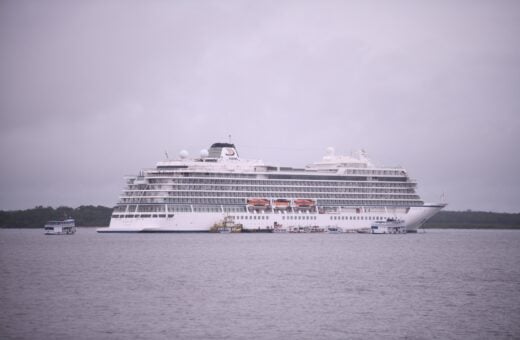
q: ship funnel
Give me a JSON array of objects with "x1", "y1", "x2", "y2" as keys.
[{"x1": 207, "y1": 143, "x2": 239, "y2": 160}]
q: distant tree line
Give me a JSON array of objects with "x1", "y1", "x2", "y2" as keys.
[
  {"x1": 0, "y1": 206, "x2": 112, "y2": 228},
  {"x1": 424, "y1": 210, "x2": 520, "y2": 229},
  {"x1": 0, "y1": 206, "x2": 519, "y2": 229}
]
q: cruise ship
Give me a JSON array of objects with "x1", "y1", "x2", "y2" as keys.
[{"x1": 97, "y1": 143, "x2": 446, "y2": 233}]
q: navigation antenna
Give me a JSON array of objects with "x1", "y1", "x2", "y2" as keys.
[{"x1": 228, "y1": 134, "x2": 232, "y2": 143}]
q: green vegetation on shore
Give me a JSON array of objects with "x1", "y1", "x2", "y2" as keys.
[
  {"x1": 0, "y1": 206, "x2": 519, "y2": 229},
  {"x1": 0, "y1": 206, "x2": 112, "y2": 228}
]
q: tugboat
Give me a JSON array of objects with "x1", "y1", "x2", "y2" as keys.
[
  {"x1": 44, "y1": 219, "x2": 76, "y2": 235},
  {"x1": 211, "y1": 216, "x2": 243, "y2": 233},
  {"x1": 272, "y1": 221, "x2": 287, "y2": 233}
]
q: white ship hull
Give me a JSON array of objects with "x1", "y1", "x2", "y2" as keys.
[
  {"x1": 98, "y1": 142, "x2": 446, "y2": 234},
  {"x1": 97, "y1": 204, "x2": 444, "y2": 233}
]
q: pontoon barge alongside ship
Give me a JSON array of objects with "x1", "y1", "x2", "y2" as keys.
[
  {"x1": 97, "y1": 143, "x2": 445, "y2": 233},
  {"x1": 371, "y1": 219, "x2": 407, "y2": 234}
]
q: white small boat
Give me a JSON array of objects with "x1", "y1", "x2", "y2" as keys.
[
  {"x1": 356, "y1": 228, "x2": 372, "y2": 234},
  {"x1": 44, "y1": 219, "x2": 76, "y2": 235},
  {"x1": 371, "y1": 219, "x2": 406, "y2": 234},
  {"x1": 327, "y1": 226, "x2": 342, "y2": 234}
]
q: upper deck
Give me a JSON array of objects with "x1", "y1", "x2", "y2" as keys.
[{"x1": 151, "y1": 144, "x2": 410, "y2": 180}]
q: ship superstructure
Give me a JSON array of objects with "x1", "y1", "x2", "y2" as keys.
[{"x1": 97, "y1": 143, "x2": 445, "y2": 233}]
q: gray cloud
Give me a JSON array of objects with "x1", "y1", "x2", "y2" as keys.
[{"x1": 1, "y1": 0, "x2": 519, "y2": 212}]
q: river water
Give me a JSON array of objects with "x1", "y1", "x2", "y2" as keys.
[{"x1": 1, "y1": 228, "x2": 519, "y2": 339}]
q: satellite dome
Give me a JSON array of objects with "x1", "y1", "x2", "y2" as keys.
[
  {"x1": 200, "y1": 149, "x2": 209, "y2": 158},
  {"x1": 179, "y1": 150, "x2": 189, "y2": 159},
  {"x1": 326, "y1": 147, "x2": 335, "y2": 156}
]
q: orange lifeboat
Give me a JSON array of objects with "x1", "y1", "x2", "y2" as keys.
[
  {"x1": 273, "y1": 199, "x2": 291, "y2": 209},
  {"x1": 247, "y1": 198, "x2": 271, "y2": 207},
  {"x1": 293, "y1": 199, "x2": 316, "y2": 208}
]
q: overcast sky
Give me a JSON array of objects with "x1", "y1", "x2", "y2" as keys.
[{"x1": 1, "y1": 0, "x2": 519, "y2": 213}]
